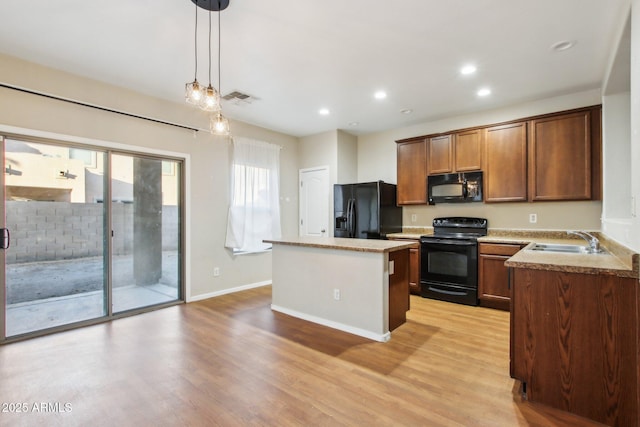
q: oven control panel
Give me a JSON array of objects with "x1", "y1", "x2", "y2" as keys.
[{"x1": 433, "y1": 217, "x2": 487, "y2": 228}]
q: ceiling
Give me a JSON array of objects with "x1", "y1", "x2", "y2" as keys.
[{"x1": 0, "y1": 0, "x2": 629, "y2": 137}]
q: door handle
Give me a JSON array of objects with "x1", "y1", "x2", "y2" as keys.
[{"x1": 1, "y1": 228, "x2": 9, "y2": 249}]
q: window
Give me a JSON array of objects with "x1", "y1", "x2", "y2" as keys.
[
  {"x1": 225, "y1": 137, "x2": 281, "y2": 253},
  {"x1": 69, "y1": 147, "x2": 97, "y2": 168}
]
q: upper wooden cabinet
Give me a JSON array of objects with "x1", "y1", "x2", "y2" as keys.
[
  {"x1": 395, "y1": 105, "x2": 601, "y2": 205},
  {"x1": 455, "y1": 129, "x2": 483, "y2": 171},
  {"x1": 427, "y1": 130, "x2": 483, "y2": 174},
  {"x1": 528, "y1": 109, "x2": 598, "y2": 201},
  {"x1": 427, "y1": 135, "x2": 453, "y2": 174},
  {"x1": 396, "y1": 137, "x2": 427, "y2": 205},
  {"x1": 484, "y1": 122, "x2": 528, "y2": 202}
]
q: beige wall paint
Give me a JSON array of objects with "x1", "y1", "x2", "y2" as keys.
[
  {"x1": 0, "y1": 53, "x2": 299, "y2": 299},
  {"x1": 299, "y1": 130, "x2": 337, "y2": 181},
  {"x1": 336, "y1": 130, "x2": 357, "y2": 184},
  {"x1": 357, "y1": 89, "x2": 605, "y2": 231}
]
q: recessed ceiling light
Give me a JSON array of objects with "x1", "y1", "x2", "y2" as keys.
[
  {"x1": 460, "y1": 64, "x2": 477, "y2": 75},
  {"x1": 318, "y1": 108, "x2": 330, "y2": 116},
  {"x1": 374, "y1": 90, "x2": 387, "y2": 100},
  {"x1": 551, "y1": 40, "x2": 576, "y2": 51},
  {"x1": 400, "y1": 109, "x2": 413, "y2": 115},
  {"x1": 477, "y1": 88, "x2": 491, "y2": 97}
]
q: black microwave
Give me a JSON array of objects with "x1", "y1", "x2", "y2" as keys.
[{"x1": 427, "y1": 171, "x2": 483, "y2": 205}]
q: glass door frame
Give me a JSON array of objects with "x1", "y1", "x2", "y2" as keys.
[{"x1": 0, "y1": 133, "x2": 186, "y2": 343}]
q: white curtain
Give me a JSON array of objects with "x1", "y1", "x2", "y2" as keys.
[{"x1": 225, "y1": 137, "x2": 282, "y2": 253}]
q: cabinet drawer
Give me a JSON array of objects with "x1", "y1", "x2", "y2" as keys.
[{"x1": 479, "y1": 243, "x2": 521, "y2": 256}]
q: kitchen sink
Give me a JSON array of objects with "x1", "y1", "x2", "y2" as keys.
[{"x1": 527, "y1": 243, "x2": 605, "y2": 254}]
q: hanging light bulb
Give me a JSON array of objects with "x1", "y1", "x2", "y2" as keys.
[
  {"x1": 209, "y1": 3, "x2": 231, "y2": 135},
  {"x1": 210, "y1": 110, "x2": 230, "y2": 135},
  {"x1": 185, "y1": 2, "x2": 204, "y2": 105},
  {"x1": 185, "y1": 81, "x2": 204, "y2": 105},
  {"x1": 198, "y1": 9, "x2": 221, "y2": 111},
  {"x1": 200, "y1": 84, "x2": 220, "y2": 111}
]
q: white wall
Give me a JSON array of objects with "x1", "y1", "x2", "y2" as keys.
[
  {"x1": 600, "y1": 0, "x2": 640, "y2": 251},
  {"x1": 357, "y1": 89, "x2": 604, "y2": 231},
  {"x1": 630, "y1": 0, "x2": 640, "y2": 250},
  {"x1": 0, "y1": 53, "x2": 300, "y2": 300}
]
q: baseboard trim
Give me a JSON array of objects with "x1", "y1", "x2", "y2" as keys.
[
  {"x1": 270, "y1": 304, "x2": 391, "y2": 343},
  {"x1": 187, "y1": 280, "x2": 271, "y2": 302}
]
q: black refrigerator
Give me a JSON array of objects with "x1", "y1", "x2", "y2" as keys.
[{"x1": 334, "y1": 181, "x2": 402, "y2": 239}]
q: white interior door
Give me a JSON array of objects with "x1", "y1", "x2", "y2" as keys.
[{"x1": 299, "y1": 166, "x2": 329, "y2": 237}]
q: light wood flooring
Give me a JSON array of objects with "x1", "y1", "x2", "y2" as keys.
[{"x1": 0, "y1": 286, "x2": 603, "y2": 426}]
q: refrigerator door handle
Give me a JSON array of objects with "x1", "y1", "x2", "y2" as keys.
[
  {"x1": 349, "y1": 198, "x2": 357, "y2": 238},
  {"x1": 346, "y1": 199, "x2": 353, "y2": 237}
]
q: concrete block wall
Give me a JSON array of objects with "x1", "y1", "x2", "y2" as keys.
[{"x1": 6, "y1": 201, "x2": 179, "y2": 264}]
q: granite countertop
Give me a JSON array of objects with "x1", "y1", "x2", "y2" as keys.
[
  {"x1": 264, "y1": 236, "x2": 418, "y2": 253},
  {"x1": 481, "y1": 230, "x2": 638, "y2": 278},
  {"x1": 387, "y1": 227, "x2": 432, "y2": 240},
  {"x1": 390, "y1": 228, "x2": 639, "y2": 279}
]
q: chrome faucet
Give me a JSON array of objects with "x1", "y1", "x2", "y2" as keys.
[{"x1": 567, "y1": 230, "x2": 601, "y2": 253}]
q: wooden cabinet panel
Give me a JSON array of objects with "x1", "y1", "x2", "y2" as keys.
[
  {"x1": 529, "y1": 110, "x2": 592, "y2": 201},
  {"x1": 428, "y1": 131, "x2": 482, "y2": 175},
  {"x1": 478, "y1": 243, "x2": 521, "y2": 311},
  {"x1": 396, "y1": 138, "x2": 427, "y2": 205},
  {"x1": 427, "y1": 135, "x2": 453, "y2": 174},
  {"x1": 511, "y1": 268, "x2": 638, "y2": 425},
  {"x1": 484, "y1": 122, "x2": 528, "y2": 202},
  {"x1": 388, "y1": 249, "x2": 410, "y2": 331},
  {"x1": 409, "y1": 247, "x2": 420, "y2": 295},
  {"x1": 388, "y1": 237, "x2": 421, "y2": 295},
  {"x1": 454, "y1": 129, "x2": 483, "y2": 171}
]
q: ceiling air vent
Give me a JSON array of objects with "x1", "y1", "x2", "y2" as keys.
[{"x1": 222, "y1": 91, "x2": 259, "y2": 105}]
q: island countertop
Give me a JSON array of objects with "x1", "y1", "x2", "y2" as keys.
[{"x1": 264, "y1": 236, "x2": 418, "y2": 253}]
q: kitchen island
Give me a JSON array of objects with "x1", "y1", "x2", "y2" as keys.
[{"x1": 264, "y1": 237, "x2": 417, "y2": 342}]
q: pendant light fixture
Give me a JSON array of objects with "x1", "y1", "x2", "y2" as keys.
[
  {"x1": 199, "y1": 9, "x2": 220, "y2": 112},
  {"x1": 185, "y1": 0, "x2": 231, "y2": 135},
  {"x1": 210, "y1": 2, "x2": 230, "y2": 136},
  {"x1": 184, "y1": 1, "x2": 203, "y2": 105}
]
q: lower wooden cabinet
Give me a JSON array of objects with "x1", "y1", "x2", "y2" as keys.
[
  {"x1": 478, "y1": 243, "x2": 522, "y2": 310},
  {"x1": 510, "y1": 268, "x2": 639, "y2": 425}
]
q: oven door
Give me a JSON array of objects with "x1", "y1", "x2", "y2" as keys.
[{"x1": 420, "y1": 238, "x2": 478, "y2": 305}]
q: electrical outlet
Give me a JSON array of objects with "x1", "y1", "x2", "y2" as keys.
[
  {"x1": 529, "y1": 213, "x2": 537, "y2": 224},
  {"x1": 333, "y1": 288, "x2": 341, "y2": 301},
  {"x1": 411, "y1": 214, "x2": 417, "y2": 223},
  {"x1": 213, "y1": 267, "x2": 220, "y2": 277}
]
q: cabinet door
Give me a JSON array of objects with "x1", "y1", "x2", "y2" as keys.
[
  {"x1": 454, "y1": 129, "x2": 483, "y2": 171},
  {"x1": 427, "y1": 135, "x2": 453, "y2": 174},
  {"x1": 511, "y1": 268, "x2": 638, "y2": 425},
  {"x1": 484, "y1": 122, "x2": 528, "y2": 202},
  {"x1": 478, "y1": 254, "x2": 511, "y2": 310},
  {"x1": 529, "y1": 110, "x2": 591, "y2": 201},
  {"x1": 396, "y1": 139, "x2": 427, "y2": 204}
]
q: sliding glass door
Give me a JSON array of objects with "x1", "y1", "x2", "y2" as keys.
[
  {"x1": 1, "y1": 136, "x2": 183, "y2": 340},
  {"x1": 111, "y1": 154, "x2": 181, "y2": 313}
]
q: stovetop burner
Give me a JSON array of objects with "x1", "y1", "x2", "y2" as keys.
[{"x1": 422, "y1": 217, "x2": 488, "y2": 241}]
